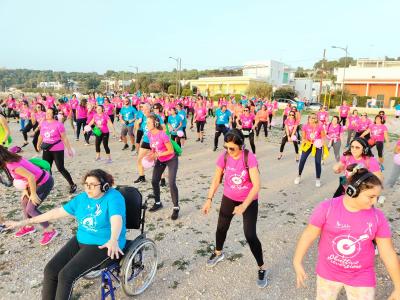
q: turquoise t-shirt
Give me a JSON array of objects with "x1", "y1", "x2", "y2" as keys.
[
  {"x1": 177, "y1": 110, "x2": 187, "y2": 128},
  {"x1": 120, "y1": 106, "x2": 137, "y2": 127},
  {"x1": 215, "y1": 109, "x2": 231, "y2": 125},
  {"x1": 168, "y1": 115, "x2": 182, "y2": 131},
  {"x1": 63, "y1": 188, "x2": 127, "y2": 249}
]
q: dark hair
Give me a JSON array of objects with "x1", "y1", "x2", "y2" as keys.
[
  {"x1": 374, "y1": 114, "x2": 385, "y2": 124},
  {"x1": 346, "y1": 167, "x2": 382, "y2": 193},
  {"x1": 148, "y1": 114, "x2": 163, "y2": 130},
  {"x1": 82, "y1": 169, "x2": 114, "y2": 187},
  {"x1": 331, "y1": 115, "x2": 340, "y2": 123},
  {"x1": 97, "y1": 105, "x2": 104, "y2": 111},
  {"x1": 152, "y1": 103, "x2": 163, "y2": 112},
  {"x1": 80, "y1": 98, "x2": 87, "y2": 107},
  {"x1": 36, "y1": 103, "x2": 45, "y2": 112},
  {"x1": 46, "y1": 107, "x2": 56, "y2": 117},
  {"x1": 0, "y1": 145, "x2": 21, "y2": 168},
  {"x1": 224, "y1": 129, "x2": 244, "y2": 146},
  {"x1": 343, "y1": 137, "x2": 373, "y2": 157}
]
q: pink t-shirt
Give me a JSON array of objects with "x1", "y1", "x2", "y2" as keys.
[
  {"x1": 93, "y1": 113, "x2": 110, "y2": 133},
  {"x1": 284, "y1": 118, "x2": 298, "y2": 133},
  {"x1": 6, "y1": 158, "x2": 49, "y2": 186},
  {"x1": 40, "y1": 120, "x2": 65, "y2": 151},
  {"x1": 317, "y1": 111, "x2": 329, "y2": 123},
  {"x1": 326, "y1": 124, "x2": 343, "y2": 142},
  {"x1": 76, "y1": 105, "x2": 88, "y2": 119},
  {"x1": 310, "y1": 196, "x2": 391, "y2": 287},
  {"x1": 302, "y1": 123, "x2": 324, "y2": 142},
  {"x1": 340, "y1": 155, "x2": 381, "y2": 178},
  {"x1": 283, "y1": 106, "x2": 292, "y2": 116},
  {"x1": 70, "y1": 99, "x2": 79, "y2": 110},
  {"x1": 339, "y1": 105, "x2": 350, "y2": 117},
  {"x1": 240, "y1": 114, "x2": 255, "y2": 129},
  {"x1": 19, "y1": 108, "x2": 31, "y2": 120},
  {"x1": 347, "y1": 115, "x2": 360, "y2": 130},
  {"x1": 195, "y1": 107, "x2": 207, "y2": 121},
  {"x1": 45, "y1": 97, "x2": 55, "y2": 109},
  {"x1": 357, "y1": 118, "x2": 371, "y2": 133},
  {"x1": 34, "y1": 111, "x2": 46, "y2": 124},
  {"x1": 216, "y1": 151, "x2": 258, "y2": 202},
  {"x1": 369, "y1": 124, "x2": 388, "y2": 142},
  {"x1": 86, "y1": 110, "x2": 95, "y2": 124},
  {"x1": 104, "y1": 103, "x2": 115, "y2": 116},
  {"x1": 148, "y1": 131, "x2": 175, "y2": 162}
]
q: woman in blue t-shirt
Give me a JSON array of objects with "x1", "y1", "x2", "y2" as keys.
[{"x1": 5, "y1": 169, "x2": 126, "y2": 300}]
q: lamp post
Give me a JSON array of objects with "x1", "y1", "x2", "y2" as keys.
[
  {"x1": 169, "y1": 57, "x2": 181, "y2": 97},
  {"x1": 332, "y1": 45, "x2": 348, "y2": 104}
]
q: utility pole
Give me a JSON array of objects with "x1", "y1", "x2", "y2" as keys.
[{"x1": 319, "y1": 49, "x2": 326, "y2": 102}]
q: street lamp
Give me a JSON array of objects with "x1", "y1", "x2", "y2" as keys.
[
  {"x1": 332, "y1": 45, "x2": 348, "y2": 104},
  {"x1": 169, "y1": 56, "x2": 181, "y2": 97}
]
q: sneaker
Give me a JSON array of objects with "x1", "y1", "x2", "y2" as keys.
[
  {"x1": 75, "y1": 138, "x2": 79, "y2": 141},
  {"x1": 15, "y1": 226, "x2": 36, "y2": 237},
  {"x1": 0, "y1": 224, "x2": 7, "y2": 233},
  {"x1": 84, "y1": 142, "x2": 90, "y2": 146},
  {"x1": 171, "y1": 207, "x2": 180, "y2": 220},
  {"x1": 70, "y1": 184, "x2": 77, "y2": 194},
  {"x1": 105, "y1": 159, "x2": 112, "y2": 164},
  {"x1": 380, "y1": 164, "x2": 385, "y2": 171},
  {"x1": 294, "y1": 176, "x2": 301, "y2": 185},
  {"x1": 40, "y1": 229, "x2": 58, "y2": 246},
  {"x1": 131, "y1": 145, "x2": 136, "y2": 152},
  {"x1": 149, "y1": 202, "x2": 163, "y2": 212},
  {"x1": 22, "y1": 142, "x2": 29, "y2": 148},
  {"x1": 213, "y1": 147, "x2": 217, "y2": 152},
  {"x1": 95, "y1": 157, "x2": 101, "y2": 161},
  {"x1": 134, "y1": 176, "x2": 146, "y2": 183},
  {"x1": 257, "y1": 269, "x2": 268, "y2": 288},
  {"x1": 206, "y1": 252, "x2": 225, "y2": 268},
  {"x1": 196, "y1": 138, "x2": 200, "y2": 142},
  {"x1": 201, "y1": 138, "x2": 204, "y2": 143},
  {"x1": 122, "y1": 144, "x2": 129, "y2": 150},
  {"x1": 160, "y1": 178, "x2": 166, "y2": 187},
  {"x1": 315, "y1": 179, "x2": 321, "y2": 188}
]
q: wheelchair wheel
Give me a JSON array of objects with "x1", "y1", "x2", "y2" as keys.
[{"x1": 121, "y1": 238, "x2": 157, "y2": 296}]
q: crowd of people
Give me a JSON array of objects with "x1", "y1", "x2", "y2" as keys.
[{"x1": 1, "y1": 91, "x2": 400, "y2": 299}]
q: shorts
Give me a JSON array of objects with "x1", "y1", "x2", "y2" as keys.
[
  {"x1": 316, "y1": 275, "x2": 374, "y2": 300},
  {"x1": 121, "y1": 125, "x2": 134, "y2": 137},
  {"x1": 136, "y1": 130, "x2": 144, "y2": 144},
  {"x1": 141, "y1": 141, "x2": 151, "y2": 150}
]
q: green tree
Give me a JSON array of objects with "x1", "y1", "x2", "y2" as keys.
[
  {"x1": 181, "y1": 88, "x2": 192, "y2": 96},
  {"x1": 273, "y1": 87, "x2": 296, "y2": 100},
  {"x1": 168, "y1": 85, "x2": 177, "y2": 95},
  {"x1": 84, "y1": 77, "x2": 101, "y2": 91},
  {"x1": 246, "y1": 82, "x2": 272, "y2": 98}
]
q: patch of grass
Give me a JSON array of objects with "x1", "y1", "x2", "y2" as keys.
[
  {"x1": 227, "y1": 253, "x2": 243, "y2": 262},
  {"x1": 0, "y1": 271, "x2": 10, "y2": 276},
  {"x1": 169, "y1": 280, "x2": 179, "y2": 289},
  {"x1": 154, "y1": 232, "x2": 165, "y2": 241},
  {"x1": 180, "y1": 198, "x2": 192, "y2": 203},
  {"x1": 157, "y1": 262, "x2": 164, "y2": 270},
  {"x1": 6, "y1": 209, "x2": 19, "y2": 219},
  {"x1": 172, "y1": 258, "x2": 190, "y2": 271},
  {"x1": 175, "y1": 222, "x2": 184, "y2": 228},
  {"x1": 286, "y1": 212, "x2": 296, "y2": 217},
  {"x1": 32, "y1": 283, "x2": 42, "y2": 289},
  {"x1": 147, "y1": 223, "x2": 156, "y2": 231},
  {"x1": 238, "y1": 240, "x2": 247, "y2": 247},
  {"x1": 82, "y1": 282, "x2": 93, "y2": 289},
  {"x1": 71, "y1": 292, "x2": 82, "y2": 300}
]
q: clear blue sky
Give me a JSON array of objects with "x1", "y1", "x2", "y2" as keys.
[{"x1": 0, "y1": 0, "x2": 398, "y2": 74}]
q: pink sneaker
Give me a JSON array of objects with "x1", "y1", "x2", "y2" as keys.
[
  {"x1": 15, "y1": 226, "x2": 36, "y2": 237},
  {"x1": 40, "y1": 229, "x2": 58, "y2": 246}
]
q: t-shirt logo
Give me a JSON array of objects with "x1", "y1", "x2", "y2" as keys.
[{"x1": 81, "y1": 204, "x2": 102, "y2": 232}]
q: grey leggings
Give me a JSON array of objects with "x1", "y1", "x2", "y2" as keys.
[
  {"x1": 22, "y1": 176, "x2": 54, "y2": 228},
  {"x1": 386, "y1": 163, "x2": 400, "y2": 188},
  {"x1": 329, "y1": 140, "x2": 342, "y2": 162},
  {"x1": 346, "y1": 129, "x2": 356, "y2": 146},
  {"x1": 151, "y1": 155, "x2": 179, "y2": 207}
]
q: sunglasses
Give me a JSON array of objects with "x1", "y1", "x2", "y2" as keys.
[
  {"x1": 289, "y1": 114, "x2": 295, "y2": 116},
  {"x1": 244, "y1": 110, "x2": 249, "y2": 112},
  {"x1": 223, "y1": 145, "x2": 237, "y2": 152}
]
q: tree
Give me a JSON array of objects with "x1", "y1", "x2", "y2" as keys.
[
  {"x1": 168, "y1": 85, "x2": 177, "y2": 95},
  {"x1": 294, "y1": 67, "x2": 308, "y2": 78},
  {"x1": 84, "y1": 77, "x2": 101, "y2": 91},
  {"x1": 148, "y1": 82, "x2": 162, "y2": 93},
  {"x1": 181, "y1": 88, "x2": 192, "y2": 96},
  {"x1": 246, "y1": 82, "x2": 272, "y2": 98},
  {"x1": 273, "y1": 87, "x2": 296, "y2": 100}
]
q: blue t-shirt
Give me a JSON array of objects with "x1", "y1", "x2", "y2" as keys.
[
  {"x1": 96, "y1": 97, "x2": 105, "y2": 106},
  {"x1": 215, "y1": 109, "x2": 231, "y2": 125},
  {"x1": 177, "y1": 110, "x2": 187, "y2": 128},
  {"x1": 168, "y1": 115, "x2": 182, "y2": 131},
  {"x1": 297, "y1": 101, "x2": 305, "y2": 111},
  {"x1": 63, "y1": 188, "x2": 127, "y2": 249},
  {"x1": 142, "y1": 114, "x2": 164, "y2": 143},
  {"x1": 395, "y1": 104, "x2": 400, "y2": 111},
  {"x1": 120, "y1": 106, "x2": 137, "y2": 127},
  {"x1": 240, "y1": 99, "x2": 248, "y2": 106}
]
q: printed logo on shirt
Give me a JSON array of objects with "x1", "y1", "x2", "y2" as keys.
[{"x1": 81, "y1": 204, "x2": 102, "y2": 232}]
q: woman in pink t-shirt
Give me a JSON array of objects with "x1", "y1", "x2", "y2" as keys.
[
  {"x1": 355, "y1": 113, "x2": 371, "y2": 138},
  {"x1": 326, "y1": 116, "x2": 343, "y2": 162},
  {"x1": 202, "y1": 129, "x2": 268, "y2": 288},
  {"x1": 295, "y1": 113, "x2": 326, "y2": 187},
  {"x1": 87, "y1": 105, "x2": 115, "y2": 163},
  {"x1": 193, "y1": 99, "x2": 207, "y2": 143},
  {"x1": 361, "y1": 115, "x2": 390, "y2": 166},
  {"x1": 75, "y1": 98, "x2": 88, "y2": 141},
  {"x1": 282, "y1": 103, "x2": 292, "y2": 129},
  {"x1": 345, "y1": 109, "x2": 359, "y2": 147},
  {"x1": 145, "y1": 115, "x2": 180, "y2": 220},
  {"x1": 333, "y1": 137, "x2": 382, "y2": 197},
  {"x1": 38, "y1": 108, "x2": 76, "y2": 194},
  {"x1": 103, "y1": 97, "x2": 115, "y2": 123},
  {"x1": 237, "y1": 106, "x2": 257, "y2": 154},
  {"x1": 293, "y1": 168, "x2": 400, "y2": 300},
  {"x1": 0, "y1": 145, "x2": 57, "y2": 245},
  {"x1": 278, "y1": 111, "x2": 299, "y2": 161}
]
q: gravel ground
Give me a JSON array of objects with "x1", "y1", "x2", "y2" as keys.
[{"x1": 0, "y1": 116, "x2": 399, "y2": 300}]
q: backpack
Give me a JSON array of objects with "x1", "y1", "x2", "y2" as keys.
[
  {"x1": 29, "y1": 158, "x2": 51, "y2": 172},
  {"x1": 220, "y1": 149, "x2": 253, "y2": 183}
]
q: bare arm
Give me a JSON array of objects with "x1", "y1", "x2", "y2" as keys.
[
  {"x1": 6, "y1": 207, "x2": 70, "y2": 229},
  {"x1": 376, "y1": 238, "x2": 400, "y2": 295},
  {"x1": 109, "y1": 215, "x2": 123, "y2": 243}
]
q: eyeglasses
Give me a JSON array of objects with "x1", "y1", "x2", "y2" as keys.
[
  {"x1": 223, "y1": 145, "x2": 237, "y2": 152},
  {"x1": 84, "y1": 183, "x2": 101, "y2": 190},
  {"x1": 350, "y1": 145, "x2": 362, "y2": 150},
  {"x1": 244, "y1": 110, "x2": 249, "y2": 112}
]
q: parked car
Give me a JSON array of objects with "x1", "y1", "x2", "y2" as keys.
[
  {"x1": 276, "y1": 98, "x2": 297, "y2": 110},
  {"x1": 306, "y1": 102, "x2": 322, "y2": 111}
]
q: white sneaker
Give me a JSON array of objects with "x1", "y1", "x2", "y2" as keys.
[
  {"x1": 316, "y1": 179, "x2": 321, "y2": 187},
  {"x1": 294, "y1": 176, "x2": 301, "y2": 185}
]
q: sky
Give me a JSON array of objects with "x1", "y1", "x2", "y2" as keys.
[{"x1": 0, "y1": 0, "x2": 399, "y2": 74}]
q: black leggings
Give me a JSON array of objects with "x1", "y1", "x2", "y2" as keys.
[
  {"x1": 208, "y1": 108, "x2": 214, "y2": 117},
  {"x1": 196, "y1": 121, "x2": 205, "y2": 133},
  {"x1": 243, "y1": 130, "x2": 256, "y2": 154},
  {"x1": 216, "y1": 195, "x2": 264, "y2": 266},
  {"x1": 151, "y1": 155, "x2": 179, "y2": 207},
  {"x1": 282, "y1": 115, "x2": 287, "y2": 129},
  {"x1": 42, "y1": 236, "x2": 111, "y2": 300},
  {"x1": 22, "y1": 121, "x2": 38, "y2": 142},
  {"x1": 268, "y1": 114, "x2": 273, "y2": 129},
  {"x1": 280, "y1": 135, "x2": 299, "y2": 154},
  {"x1": 95, "y1": 132, "x2": 110, "y2": 154},
  {"x1": 42, "y1": 150, "x2": 75, "y2": 186},
  {"x1": 256, "y1": 121, "x2": 268, "y2": 137},
  {"x1": 214, "y1": 124, "x2": 229, "y2": 148},
  {"x1": 75, "y1": 118, "x2": 87, "y2": 140},
  {"x1": 340, "y1": 116, "x2": 347, "y2": 126},
  {"x1": 372, "y1": 141, "x2": 384, "y2": 158},
  {"x1": 298, "y1": 146, "x2": 322, "y2": 178}
]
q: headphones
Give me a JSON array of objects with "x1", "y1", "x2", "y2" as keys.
[
  {"x1": 351, "y1": 137, "x2": 370, "y2": 156},
  {"x1": 153, "y1": 115, "x2": 160, "y2": 128},
  {"x1": 99, "y1": 176, "x2": 110, "y2": 193},
  {"x1": 345, "y1": 172, "x2": 374, "y2": 198},
  {"x1": 224, "y1": 130, "x2": 244, "y2": 148}
]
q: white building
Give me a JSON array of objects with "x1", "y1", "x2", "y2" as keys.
[
  {"x1": 243, "y1": 60, "x2": 285, "y2": 87},
  {"x1": 38, "y1": 81, "x2": 64, "y2": 90}
]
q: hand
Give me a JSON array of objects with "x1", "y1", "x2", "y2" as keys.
[
  {"x1": 202, "y1": 199, "x2": 212, "y2": 215},
  {"x1": 30, "y1": 193, "x2": 41, "y2": 206},
  {"x1": 233, "y1": 204, "x2": 247, "y2": 215},
  {"x1": 99, "y1": 239, "x2": 124, "y2": 259},
  {"x1": 294, "y1": 263, "x2": 307, "y2": 288},
  {"x1": 4, "y1": 220, "x2": 23, "y2": 230},
  {"x1": 388, "y1": 289, "x2": 400, "y2": 300},
  {"x1": 36, "y1": 146, "x2": 41, "y2": 152},
  {"x1": 67, "y1": 148, "x2": 73, "y2": 157}
]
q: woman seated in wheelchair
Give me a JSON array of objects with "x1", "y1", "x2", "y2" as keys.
[{"x1": 5, "y1": 169, "x2": 126, "y2": 300}]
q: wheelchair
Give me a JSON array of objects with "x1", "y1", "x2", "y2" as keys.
[{"x1": 83, "y1": 186, "x2": 158, "y2": 300}]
